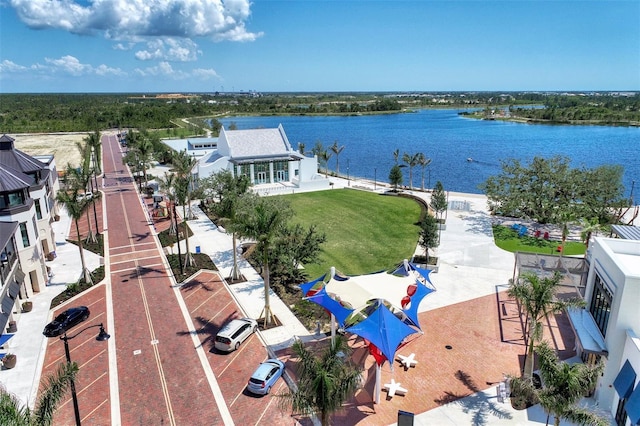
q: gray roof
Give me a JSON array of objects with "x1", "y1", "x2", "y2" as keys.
[
  {"x1": 0, "y1": 134, "x2": 48, "y2": 175},
  {"x1": 0, "y1": 166, "x2": 31, "y2": 192},
  {"x1": 0, "y1": 221, "x2": 18, "y2": 250},
  {"x1": 225, "y1": 126, "x2": 299, "y2": 160},
  {"x1": 612, "y1": 225, "x2": 640, "y2": 241}
]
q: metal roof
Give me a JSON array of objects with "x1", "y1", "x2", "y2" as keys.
[{"x1": 612, "y1": 225, "x2": 640, "y2": 241}]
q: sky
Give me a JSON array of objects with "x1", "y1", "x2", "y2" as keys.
[{"x1": 0, "y1": 0, "x2": 638, "y2": 93}]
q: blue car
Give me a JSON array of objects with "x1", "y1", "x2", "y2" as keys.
[{"x1": 246, "y1": 358, "x2": 285, "y2": 395}]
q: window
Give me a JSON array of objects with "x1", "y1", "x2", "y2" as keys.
[
  {"x1": 273, "y1": 160, "x2": 289, "y2": 182},
  {"x1": 0, "y1": 191, "x2": 25, "y2": 209},
  {"x1": 254, "y1": 162, "x2": 270, "y2": 184},
  {"x1": 238, "y1": 164, "x2": 251, "y2": 179},
  {"x1": 35, "y1": 199, "x2": 43, "y2": 219},
  {"x1": 589, "y1": 274, "x2": 612, "y2": 337},
  {"x1": 20, "y1": 222, "x2": 30, "y2": 247},
  {"x1": 615, "y1": 396, "x2": 628, "y2": 426}
]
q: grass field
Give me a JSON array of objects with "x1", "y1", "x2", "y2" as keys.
[
  {"x1": 282, "y1": 189, "x2": 422, "y2": 279},
  {"x1": 492, "y1": 225, "x2": 586, "y2": 256}
]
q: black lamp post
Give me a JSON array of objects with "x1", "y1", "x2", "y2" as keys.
[
  {"x1": 347, "y1": 159, "x2": 350, "y2": 186},
  {"x1": 60, "y1": 324, "x2": 110, "y2": 426},
  {"x1": 374, "y1": 167, "x2": 377, "y2": 190}
]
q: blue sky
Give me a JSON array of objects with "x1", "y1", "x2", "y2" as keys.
[{"x1": 1, "y1": 0, "x2": 638, "y2": 93}]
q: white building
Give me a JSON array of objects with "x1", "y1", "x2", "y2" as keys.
[
  {"x1": 579, "y1": 233, "x2": 640, "y2": 425},
  {"x1": 165, "y1": 125, "x2": 330, "y2": 194}
]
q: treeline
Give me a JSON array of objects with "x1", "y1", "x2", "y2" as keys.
[
  {"x1": 509, "y1": 93, "x2": 640, "y2": 125},
  {"x1": 1, "y1": 92, "x2": 638, "y2": 133}
]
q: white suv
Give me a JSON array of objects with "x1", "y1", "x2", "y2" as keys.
[{"x1": 214, "y1": 318, "x2": 258, "y2": 352}]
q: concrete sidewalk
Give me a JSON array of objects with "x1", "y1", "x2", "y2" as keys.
[{"x1": 0, "y1": 209, "x2": 101, "y2": 408}]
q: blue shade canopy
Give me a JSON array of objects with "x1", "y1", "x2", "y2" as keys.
[
  {"x1": 614, "y1": 360, "x2": 637, "y2": 399},
  {"x1": 625, "y1": 382, "x2": 640, "y2": 425},
  {"x1": 0, "y1": 334, "x2": 14, "y2": 347},
  {"x1": 411, "y1": 265, "x2": 434, "y2": 286},
  {"x1": 299, "y1": 274, "x2": 326, "y2": 296},
  {"x1": 305, "y1": 287, "x2": 354, "y2": 327},
  {"x1": 345, "y1": 302, "x2": 418, "y2": 365},
  {"x1": 402, "y1": 283, "x2": 434, "y2": 328}
]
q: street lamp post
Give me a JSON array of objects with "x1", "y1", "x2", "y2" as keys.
[
  {"x1": 374, "y1": 167, "x2": 377, "y2": 190},
  {"x1": 347, "y1": 159, "x2": 350, "y2": 187},
  {"x1": 60, "y1": 324, "x2": 110, "y2": 426}
]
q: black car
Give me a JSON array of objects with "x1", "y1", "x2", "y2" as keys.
[{"x1": 43, "y1": 306, "x2": 90, "y2": 337}]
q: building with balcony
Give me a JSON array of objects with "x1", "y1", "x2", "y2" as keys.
[{"x1": 0, "y1": 135, "x2": 59, "y2": 328}]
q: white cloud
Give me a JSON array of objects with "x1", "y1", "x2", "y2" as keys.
[
  {"x1": 0, "y1": 60, "x2": 28, "y2": 73},
  {"x1": 191, "y1": 68, "x2": 221, "y2": 80},
  {"x1": 134, "y1": 61, "x2": 187, "y2": 79},
  {"x1": 0, "y1": 56, "x2": 125, "y2": 77},
  {"x1": 135, "y1": 38, "x2": 200, "y2": 62},
  {"x1": 9, "y1": 0, "x2": 262, "y2": 41},
  {"x1": 45, "y1": 55, "x2": 92, "y2": 76}
]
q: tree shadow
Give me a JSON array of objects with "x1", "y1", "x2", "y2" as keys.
[
  {"x1": 434, "y1": 370, "x2": 513, "y2": 425},
  {"x1": 176, "y1": 312, "x2": 239, "y2": 353}
]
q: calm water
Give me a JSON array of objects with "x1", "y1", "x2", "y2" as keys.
[{"x1": 219, "y1": 109, "x2": 639, "y2": 201}]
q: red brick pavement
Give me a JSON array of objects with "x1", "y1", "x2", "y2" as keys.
[{"x1": 180, "y1": 271, "x2": 295, "y2": 425}]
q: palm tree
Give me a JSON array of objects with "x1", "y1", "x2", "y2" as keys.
[
  {"x1": 207, "y1": 170, "x2": 251, "y2": 282},
  {"x1": 57, "y1": 165, "x2": 96, "y2": 284},
  {"x1": 393, "y1": 148, "x2": 400, "y2": 165},
  {"x1": 508, "y1": 272, "x2": 584, "y2": 378},
  {"x1": 85, "y1": 130, "x2": 102, "y2": 175},
  {"x1": 127, "y1": 130, "x2": 154, "y2": 190},
  {"x1": 330, "y1": 141, "x2": 345, "y2": 176},
  {"x1": 157, "y1": 172, "x2": 178, "y2": 236},
  {"x1": 580, "y1": 218, "x2": 606, "y2": 250},
  {"x1": 172, "y1": 150, "x2": 198, "y2": 267},
  {"x1": 319, "y1": 150, "x2": 332, "y2": 177},
  {"x1": 279, "y1": 335, "x2": 363, "y2": 426},
  {"x1": 298, "y1": 142, "x2": 306, "y2": 155},
  {"x1": 0, "y1": 362, "x2": 78, "y2": 426},
  {"x1": 232, "y1": 196, "x2": 292, "y2": 325},
  {"x1": 402, "y1": 152, "x2": 420, "y2": 190},
  {"x1": 418, "y1": 153, "x2": 432, "y2": 191},
  {"x1": 74, "y1": 140, "x2": 99, "y2": 243},
  {"x1": 509, "y1": 341, "x2": 607, "y2": 426}
]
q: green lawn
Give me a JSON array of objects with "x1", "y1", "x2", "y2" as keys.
[
  {"x1": 282, "y1": 189, "x2": 421, "y2": 279},
  {"x1": 492, "y1": 225, "x2": 586, "y2": 256}
]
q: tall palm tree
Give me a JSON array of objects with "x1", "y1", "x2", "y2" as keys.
[
  {"x1": 208, "y1": 170, "x2": 251, "y2": 282},
  {"x1": 85, "y1": 130, "x2": 102, "y2": 175},
  {"x1": 75, "y1": 140, "x2": 99, "y2": 243},
  {"x1": 508, "y1": 272, "x2": 584, "y2": 378},
  {"x1": 319, "y1": 150, "x2": 332, "y2": 177},
  {"x1": 57, "y1": 165, "x2": 95, "y2": 284},
  {"x1": 330, "y1": 141, "x2": 345, "y2": 176},
  {"x1": 128, "y1": 130, "x2": 154, "y2": 190},
  {"x1": 172, "y1": 150, "x2": 198, "y2": 267},
  {"x1": 580, "y1": 217, "x2": 605, "y2": 250},
  {"x1": 418, "y1": 153, "x2": 432, "y2": 191},
  {"x1": 393, "y1": 148, "x2": 400, "y2": 165},
  {"x1": 509, "y1": 341, "x2": 607, "y2": 426},
  {"x1": 157, "y1": 172, "x2": 178, "y2": 236},
  {"x1": 232, "y1": 196, "x2": 292, "y2": 325},
  {"x1": 0, "y1": 362, "x2": 79, "y2": 426},
  {"x1": 278, "y1": 335, "x2": 363, "y2": 426},
  {"x1": 402, "y1": 152, "x2": 420, "y2": 190}
]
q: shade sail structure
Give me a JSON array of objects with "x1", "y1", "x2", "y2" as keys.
[
  {"x1": 305, "y1": 287, "x2": 354, "y2": 327},
  {"x1": 613, "y1": 360, "x2": 637, "y2": 399},
  {"x1": 324, "y1": 269, "x2": 433, "y2": 318},
  {"x1": 299, "y1": 274, "x2": 326, "y2": 296},
  {"x1": 0, "y1": 333, "x2": 14, "y2": 347},
  {"x1": 345, "y1": 301, "x2": 419, "y2": 365}
]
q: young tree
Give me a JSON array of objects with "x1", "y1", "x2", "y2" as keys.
[
  {"x1": 393, "y1": 148, "x2": 400, "y2": 165},
  {"x1": 388, "y1": 164, "x2": 403, "y2": 191},
  {"x1": 232, "y1": 196, "x2": 293, "y2": 325},
  {"x1": 74, "y1": 140, "x2": 99, "y2": 244},
  {"x1": 508, "y1": 272, "x2": 584, "y2": 378},
  {"x1": 430, "y1": 181, "x2": 447, "y2": 237},
  {"x1": 298, "y1": 142, "x2": 306, "y2": 155},
  {"x1": 509, "y1": 341, "x2": 607, "y2": 426},
  {"x1": 0, "y1": 362, "x2": 78, "y2": 426},
  {"x1": 278, "y1": 335, "x2": 363, "y2": 426},
  {"x1": 85, "y1": 130, "x2": 102, "y2": 175},
  {"x1": 203, "y1": 170, "x2": 251, "y2": 282},
  {"x1": 418, "y1": 214, "x2": 439, "y2": 264},
  {"x1": 330, "y1": 141, "x2": 345, "y2": 176},
  {"x1": 270, "y1": 224, "x2": 326, "y2": 287}
]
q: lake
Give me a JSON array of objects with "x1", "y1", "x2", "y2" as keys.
[{"x1": 219, "y1": 109, "x2": 639, "y2": 201}]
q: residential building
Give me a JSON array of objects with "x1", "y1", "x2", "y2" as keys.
[{"x1": 0, "y1": 135, "x2": 59, "y2": 324}]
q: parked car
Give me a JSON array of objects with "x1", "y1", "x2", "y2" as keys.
[
  {"x1": 214, "y1": 318, "x2": 258, "y2": 352},
  {"x1": 43, "y1": 306, "x2": 90, "y2": 337},
  {"x1": 247, "y1": 359, "x2": 285, "y2": 395}
]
